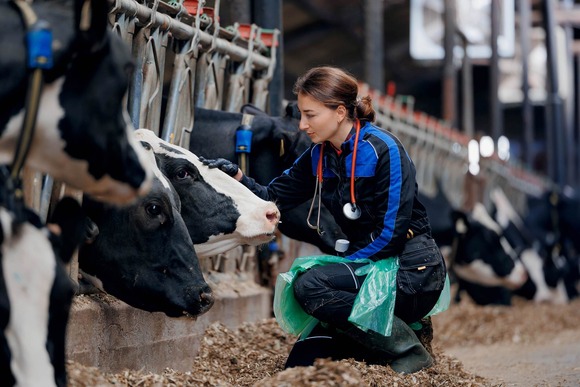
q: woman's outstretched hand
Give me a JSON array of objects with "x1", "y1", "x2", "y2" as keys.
[{"x1": 198, "y1": 157, "x2": 243, "y2": 180}]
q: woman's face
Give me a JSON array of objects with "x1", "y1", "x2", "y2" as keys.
[{"x1": 297, "y1": 93, "x2": 342, "y2": 144}]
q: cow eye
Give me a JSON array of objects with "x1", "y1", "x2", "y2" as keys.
[
  {"x1": 146, "y1": 204, "x2": 162, "y2": 217},
  {"x1": 176, "y1": 169, "x2": 190, "y2": 180}
]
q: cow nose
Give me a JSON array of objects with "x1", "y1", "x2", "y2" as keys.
[
  {"x1": 200, "y1": 286, "x2": 214, "y2": 308},
  {"x1": 267, "y1": 208, "x2": 281, "y2": 226}
]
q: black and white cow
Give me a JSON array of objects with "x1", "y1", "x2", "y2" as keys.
[
  {"x1": 523, "y1": 188, "x2": 580, "y2": 300},
  {"x1": 1, "y1": 197, "x2": 87, "y2": 387},
  {"x1": 78, "y1": 130, "x2": 280, "y2": 316},
  {"x1": 419, "y1": 184, "x2": 530, "y2": 306},
  {"x1": 78, "y1": 142, "x2": 215, "y2": 317},
  {"x1": 490, "y1": 187, "x2": 568, "y2": 304},
  {"x1": 0, "y1": 0, "x2": 152, "y2": 205},
  {"x1": 188, "y1": 105, "x2": 346, "y2": 254},
  {"x1": 135, "y1": 128, "x2": 281, "y2": 257}
]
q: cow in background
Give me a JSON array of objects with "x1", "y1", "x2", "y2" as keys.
[
  {"x1": 0, "y1": 0, "x2": 152, "y2": 205},
  {"x1": 524, "y1": 188, "x2": 580, "y2": 300},
  {"x1": 1, "y1": 197, "x2": 87, "y2": 387},
  {"x1": 490, "y1": 187, "x2": 568, "y2": 304},
  {"x1": 188, "y1": 105, "x2": 346, "y2": 255}
]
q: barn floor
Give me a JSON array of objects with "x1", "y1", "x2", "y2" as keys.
[{"x1": 66, "y1": 295, "x2": 580, "y2": 386}]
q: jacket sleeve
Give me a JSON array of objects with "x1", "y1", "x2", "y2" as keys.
[
  {"x1": 347, "y1": 141, "x2": 415, "y2": 260},
  {"x1": 240, "y1": 146, "x2": 317, "y2": 213}
]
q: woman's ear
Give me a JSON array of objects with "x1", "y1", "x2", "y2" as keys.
[{"x1": 336, "y1": 105, "x2": 347, "y2": 122}]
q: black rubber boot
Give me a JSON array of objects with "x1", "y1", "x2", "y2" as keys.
[
  {"x1": 340, "y1": 316, "x2": 433, "y2": 374},
  {"x1": 411, "y1": 317, "x2": 434, "y2": 357}
]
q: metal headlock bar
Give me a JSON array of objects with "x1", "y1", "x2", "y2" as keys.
[
  {"x1": 106, "y1": 0, "x2": 273, "y2": 70},
  {"x1": 361, "y1": 82, "x2": 551, "y2": 216}
]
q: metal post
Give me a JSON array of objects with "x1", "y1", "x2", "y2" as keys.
[
  {"x1": 252, "y1": 0, "x2": 283, "y2": 115},
  {"x1": 519, "y1": 0, "x2": 534, "y2": 169},
  {"x1": 364, "y1": 0, "x2": 384, "y2": 91},
  {"x1": 458, "y1": 31, "x2": 474, "y2": 137},
  {"x1": 562, "y1": 0, "x2": 576, "y2": 185},
  {"x1": 490, "y1": 0, "x2": 502, "y2": 141},
  {"x1": 542, "y1": 0, "x2": 566, "y2": 186},
  {"x1": 442, "y1": 0, "x2": 456, "y2": 126}
]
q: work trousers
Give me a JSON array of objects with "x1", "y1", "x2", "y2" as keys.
[{"x1": 293, "y1": 261, "x2": 441, "y2": 329}]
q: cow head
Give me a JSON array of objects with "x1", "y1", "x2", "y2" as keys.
[
  {"x1": 78, "y1": 143, "x2": 214, "y2": 317},
  {"x1": 189, "y1": 105, "x2": 346, "y2": 255},
  {"x1": 0, "y1": 0, "x2": 151, "y2": 205},
  {"x1": 135, "y1": 129, "x2": 280, "y2": 258},
  {"x1": 1, "y1": 198, "x2": 86, "y2": 387}
]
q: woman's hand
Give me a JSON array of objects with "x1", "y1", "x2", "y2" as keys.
[{"x1": 198, "y1": 157, "x2": 243, "y2": 181}]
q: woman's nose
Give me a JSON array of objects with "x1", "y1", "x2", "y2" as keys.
[{"x1": 299, "y1": 117, "x2": 308, "y2": 131}]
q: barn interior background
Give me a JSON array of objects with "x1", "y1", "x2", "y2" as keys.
[{"x1": 24, "y1": 0, "x2": 578, "y2": 374}]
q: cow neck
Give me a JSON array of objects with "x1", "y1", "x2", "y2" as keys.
[{"x1": 6, "y1": 0, "x2": 52, "y2": 222}]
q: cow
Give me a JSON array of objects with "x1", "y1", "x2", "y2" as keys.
[
  {"x1": 78, "y1": 141, "x2": 215, "y2": 317},
  {"x1": 490, "y1": 187, "x2": 569, "y2": 304},
  {"x1": 524, "y1": 188, "x2": 580, "y2": 300},
  {"x1": 187, "y1": 105, "x2": 346, "y2": 255},
  {"x1": 420, "y1": 182, "x2": 570, "y2": 306},
  {"x1": 1, "y1": 197, "x2": 88, "y2": 387},
  {"x1": 134, "y1": 128, "x2": 281, "y2": 258},
  {"x1": 77, "y1": 130, "x2": 281, "y2": 316},
  {"x1": 419, "y1": 185, "x2": 529, "y2": 306},
  {"x1": 0, "y1": 0, "x2": 152, "y2": 205}
]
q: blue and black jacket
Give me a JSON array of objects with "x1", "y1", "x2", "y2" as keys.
[{"x1": 241, "y1": 121, "x2": 432, "y2": 261}]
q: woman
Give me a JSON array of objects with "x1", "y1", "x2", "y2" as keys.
[{"x1": 201, "y1": 66, "x2": 447, "y2": 373}]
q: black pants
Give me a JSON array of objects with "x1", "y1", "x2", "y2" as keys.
[{"x1": 292, "y1": 261, "x2": 442, "y2": 329}]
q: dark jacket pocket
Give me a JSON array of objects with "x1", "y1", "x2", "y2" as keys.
[{"x1": 397, "y1": 234, "x2": 446, "y2": 295}]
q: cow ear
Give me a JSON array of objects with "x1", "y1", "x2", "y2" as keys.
[
  {"x1": 75, "y1": 0, "x2": 109, "y2": 50},
  {"x1": 451, "y1": 210, "x2": 470, "y2": 234}
]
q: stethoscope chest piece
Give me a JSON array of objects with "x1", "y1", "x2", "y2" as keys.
[{"x1": 343, "y1": 202, "x2": 361, "y2": 220}]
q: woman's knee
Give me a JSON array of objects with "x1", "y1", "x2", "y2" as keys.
[{"x1": 293, "y1": 269, "x2": 325, "y2": 311}]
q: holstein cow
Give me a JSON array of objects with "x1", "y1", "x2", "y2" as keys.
[
  {"x1": 524, "y1": 188, "x2": 580, "y2": 300},
  {"x1": 1, "y1": 197, "x2": 88, "y2": 387},
  {"x1": 78, "y1": 142, "x2": 215, "y2": 317},
  {"x1": 0, "y1": 0, "x2": 151, "y2": 204},
  {"x1": 188, "y1": 105, "x2": 346, "y2": 254},
  {"x1": 490, "y1": 187, "x2": 568, "y2": 304},
  {"x1": 135, "y1": 128, "x2": 281, "y2": 258},
  {"x1": 419, "y1": 186, "x2": 528, "y2": 306},
  {"x1": 78, "y1": 130, "x2": 280, "y2": 316}
]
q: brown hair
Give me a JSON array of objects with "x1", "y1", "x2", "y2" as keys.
[{"x1": 293, "y1": 66, "x2": 375, "y2": 122}]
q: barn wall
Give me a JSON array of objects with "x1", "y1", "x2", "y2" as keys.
[{"x1": 66, "y1": 273, "x2": 271, "y2": 373}]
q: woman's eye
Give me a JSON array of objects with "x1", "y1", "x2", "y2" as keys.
[
  {"x1": 176, "y1": 170, "x2": 190, "y2": 179},
  {"x1": 146, "y1": 204, "x2": 162, "y2": 217}
]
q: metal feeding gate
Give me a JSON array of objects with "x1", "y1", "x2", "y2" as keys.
[
  {"x1": 23, "y1": 0, "x2": 280, "y2": 290},
  {"x1": 358, "y1": 83, "x2": 550, "y2": 217},
  {"x1": 106, "y1": 0, "x2": 279, "y2": 284}
]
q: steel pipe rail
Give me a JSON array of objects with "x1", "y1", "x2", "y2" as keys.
[{"x1": 108, "y1": 0, "x2": 273, "y2": 69}]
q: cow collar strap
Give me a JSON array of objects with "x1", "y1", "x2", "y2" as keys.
[
  {"x1": 12, "y1": 0, "x2": 53, "y2": 177},
  {"x1": 6, "y1": 0, "x2": 53, "y2": 215}
]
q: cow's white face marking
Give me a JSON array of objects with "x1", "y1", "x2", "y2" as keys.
[
  {"x1": 490, "y1": 187, "x2": 521, "y2": 229},
  {"x1": 471, "y1": 203, "x2": 502, "y2": 235},
  {"x1": 0, "y1": 79, "x2": 152, "y2": 205},
  {"x1": 1, "y1": 209, "x2": 56, "y2": 385},
  {"x1": 134, "y1": 129, "x2": 280, "y2": 257}
]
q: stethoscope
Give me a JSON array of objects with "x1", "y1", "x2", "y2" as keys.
[{"x1": 307, "y1": 119, "x2": 362, "y2": 235}]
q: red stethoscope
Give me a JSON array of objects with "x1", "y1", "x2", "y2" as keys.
[{"x1": 307, "y1": 119, "x2": 362, "y2": 235}]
